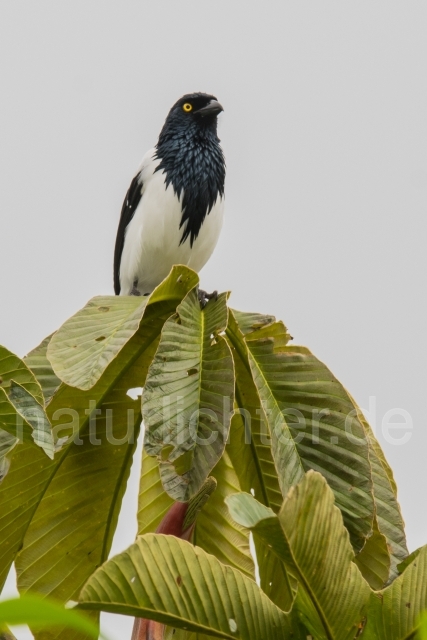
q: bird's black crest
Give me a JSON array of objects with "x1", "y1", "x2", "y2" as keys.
[{"x1": 154, "y1": 93, "x2": 225, "y2": 245}]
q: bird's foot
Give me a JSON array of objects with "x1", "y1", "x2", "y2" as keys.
[
  {"x1": 198, "y1": 289, "x2": 218, "y2": 308},
  {"x1": 130, "y1": 279, "x2": 141, "y2": 296}
]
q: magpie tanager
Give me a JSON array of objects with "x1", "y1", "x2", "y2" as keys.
[{"x1": 114, "y1": 93, "x2": 225, "y2": 299}]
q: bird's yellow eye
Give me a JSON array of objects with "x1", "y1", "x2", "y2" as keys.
[{"x1": 182, "y1": 103, "x2": 193, "y2": 112}]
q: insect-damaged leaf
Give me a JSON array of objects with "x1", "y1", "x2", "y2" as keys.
[{"x1": 143, "y1": 290, "x2": 235, "y2": 501}]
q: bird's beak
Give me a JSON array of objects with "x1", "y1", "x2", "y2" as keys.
[{"x1": 194, "y1": 100, "x2": 224, "y2": 117}]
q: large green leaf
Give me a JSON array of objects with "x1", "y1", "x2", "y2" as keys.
[
  {"x1": 0, "y1": 337, "x2": 67, "y2": 591},
  {"x1": 15, "y1": 376, "x2": 144, "y2": 640},
  {"x1": 14, "y1": 280, "x2": 196, "y2": 640},
  {"x1": 226, "y1": 310, "x2": 294, "y2": 611},
  {"x1": 137, "y1": 449, "x2": 254, "y2": 640},
  {"x1": 3, "y1": 317, "x2": 154, "y2": 594},
  {"x1": 246, "y1": 323, "x2": 305, "y2": 497},
  {"x1": 138, "y1": 471, "x2": 248, "y2": 640},
  {"x1": 362, "y1": 545, "x2": 427, "y2": 639},
  {"x1": 78, "y1": 533, "x2": 290, "y2": 639},
  {"x1": 355, "y1": 409, "x2": 407, "y2": 580},
  {"x1": 0, "y1": 347, "x2": 54, "y2": 459},
  {"x1": 9, "y1": 270, "x2": 197, "y2": 639},
  {"x1": 226, "y1": 311, "x2": 283, "y2": 511},
  {"x1": 143, "y1": 290, "x2": 235, "y2": 501},
  {"x1": 244, "y1": 328, "x2": 374, "y2": 552},
  {"x1": 227, "y1": 471, "x2": 371, "y2": 640},
  {"x1": 138, "y1": 449, "x2": 254, "y2": 580},
  {"x1": 0, "y1": 270, "x2": 194, "y2": 587},
  {"x1": 0, "y1": 595, "x2": 106, "y2": 639},
  {"x1": 47, "y1": 266, "x2": 199, "y2": 390}
]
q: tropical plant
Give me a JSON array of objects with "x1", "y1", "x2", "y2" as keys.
[
  {"x1": 0, "y1": 594, "x2": 105, "y2": 640},
  {"x1": 0, "y1": 265, "x2": 425, "y2": 639}
]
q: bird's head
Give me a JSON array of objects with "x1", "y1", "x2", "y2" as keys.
[{"x1": 158, "y1": 93, "x2": 224, "y2": 141}]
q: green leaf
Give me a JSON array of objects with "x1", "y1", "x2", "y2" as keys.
[
  {"x1": 0, "y1": 594, "x2": 106, "y2": 639},
  {"x1": 137, "y1": 454, "x2": 251, "y2": 639},
  {"x1": 15, "y1": 342, "x2": 157, "y2": 640},
  {"x1": 143, "y1": 290, "x2": 235, "y2": 501},
  {"x1": 245, "y1": 335, "x2": 374, "y2": 553},
  {"x1": 47, "y1": 266, "x2": 199, "y2": 390},
  {"x1": 78, "y1": 533, "x2": 290, "y2": 639},
  {"x1": 354, "y1": 409, "x2": 408, "y2": 580},
  {"x1": 12, "y1": 269, "x2": 198, "y2": 639},
  {"x1": 0, "y1": 385, "x2": 53, "y2": 460},
  {"x1": 0, "y1": 627, "x2": 17, "y2": 640},
  {"x1": 226, "y1": 311, "x2": 283, "y2": 511},
  {"x1": 245, "y1": 324, "x2": 305, "y2": 497},
  {"x1": 8, "y1": 382, "x2": 54, "y2": 459},
  {"x1": 417, "y1": 612, "x2": 427, "y2": 640},
  {"x1": 362, "y1": 546, "x2": 427, "y2": 640},
  {"x1": 138, "y1": 449, "x2": 254, "y2": 580},
  {"x1": 227, "y1": 471, "x2": 371, "y2": 640},
  {"x1": 138, "y1": 449, "x2": 174, "y2": 535},
  {"x1": 0, "y1": 345, "x2": 44, "y2": 406},
  {"x1": 0, "y1": 429, "x2": 18, "y2": 485},
  {"x1": 0, "y1": 441, "x2": 57, "y2": 592},
  {"x1": 0, "y1": 335, "x2": 66, "y2": 591},
  {"x1": 24, "y1": 336, "x2": 61, "y2": 405},
  {"x1": 231, "y1": 311, "x2": 276, "y2": 336},
  {"x1": 397, "y1": 548, "x2": 420, "y2": 574},
  {"x1": 226, "y1": 310, "x2": 294, "y2": 611},
  {"x1": 253, "y1": 536, "x2": 296, "y2": 613},
  {"x1": 192, "y1": 451, "x2": 254, "y2": 580},
  {"x1": 354, "y1": 517, "x2": 390, "y2": 590},
  {"x1": 0, "y1": 346, "x2": 54, "y2": 459}
]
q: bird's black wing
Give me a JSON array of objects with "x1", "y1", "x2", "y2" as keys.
[{"x1": 113, "y1": 173, "x2": 143, "y2": 294}]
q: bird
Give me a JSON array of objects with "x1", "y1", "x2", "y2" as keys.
[{"x1": 113, "y1": 92, "x2": 225, "y2": 302}]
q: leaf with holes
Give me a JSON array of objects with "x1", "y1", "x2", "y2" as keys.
[
  {"x1": 143, "y1": 290, "x2": 234, "y2": 501},
  {"x1": 11, "y1": 271, "x2": 197, "y2": 640},
  {"x1": 47, "y1": 266, "x2": 199, "y2": 390},
  {"x1": 78, "y1": 534, "x2": 290, "y2": 640}
]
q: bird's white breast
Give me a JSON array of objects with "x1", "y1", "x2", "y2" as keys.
[{"x1": 119, "y1": 149, "x2": 224, "y2": 295}]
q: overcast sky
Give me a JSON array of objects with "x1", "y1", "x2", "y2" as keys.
[{"x1": 1, "y1": 2, "x2": 427, "y2": 638}]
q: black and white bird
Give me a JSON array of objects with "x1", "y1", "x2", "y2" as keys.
[{"x1": 113, "y1": 93, "x2": 225, "y2": 299}]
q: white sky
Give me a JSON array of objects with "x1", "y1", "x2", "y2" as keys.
[{"x1": 1, "y1": 2, "x2": 426, "y2": 638}]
